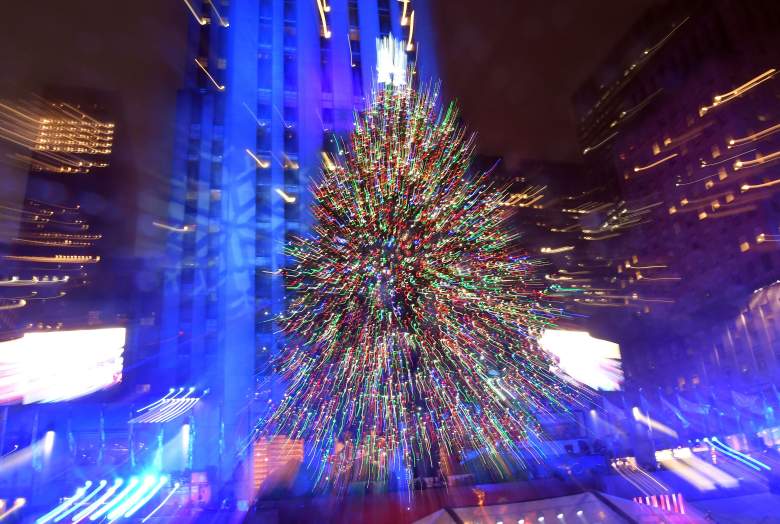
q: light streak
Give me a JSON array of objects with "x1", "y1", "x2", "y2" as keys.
[
  {"x1": 678, "y1": 455, "x2": 738, "y2": 488},
  {"x1": 0, "y1": 276, "x2": 69, "y2": 286},
  {"x1": 540, "y1": 246, "x2": 574, "y2": 254},
  {"x1": 13, "y1": 237, "x2": 92, "y2": 247},
  {"x1": 633, "y1": 408, "x2": 678, "y2": 438},
  {"x1": 582, "y1": 132, "x2": 617, "y2": 155},
  {"x1": 316, "y1": 0, "x2": 331, "y2": 38},
  {"x1": 140, "y1": 484, "x2": 180, "y2": 523},
  {"x1": 757, "y1": 233, "x2": 780, "y2": 244},
  {"x1": 0, "y1": 499, "x2": 25, "y2": 521},
  {"x1": 88, "y1": 478, "x2": 139, "y2": 521},
  {"x1": 675, "y1": 174, "x2": 716, "y2": 187},
  {"x1": 728, "y1": 123, "x2": 780, "y2": 148},
  {"x1": 194, "y1": 58, "x2": 225, "y2": 91},
  {"x1": 626, "y1": 263, "x2": 667, "y2": 269},
  {"x1": 71, "y1": 479, "x2": 123, "y2": 524},
  {"x1": 348, "y1": 33, "x2": 355, "y2": 67},
  {"x1": 3, "y1": 254, "x2": 99, "y2": 264},
  {"x1": 22, "y1": 231, "x2": 100, "y2": 240},
  {"x1": 658, "y1": 457, "x2": 716, "y2": 491},
  {"x1": 130, "y1": 388, "x2": 200, "y2": 423},
  {"x1": 581, "y1": 18, "x2": 688, "y2": 120},
  {"x1": 245, "y1": 148, "x2": 270, "y2": 168},
  {"x1": 701, "y1": 148, "x2": 755, "y2": 167},
  {"x1": 124, "y1": 477, "x2": 169, "y2": 518},
  {"x1": 181, "y1": 0, "x2": 208, "y2": 25},
  {"x1": 106, "y1": 476, "x2": 157, "y2": 522},
  {"x1": 583, "y1": 233, "x2": 621, "y2": 241},
  {"x1": 275, "y1": 188, "x2": 297, "y2": 204},
  {"x1": 0, "y1": 299, "x2": 26, "y2": 310},
  {"x1": 734, "y1": 149, "x2": 780, "y2": 171},
  {"x1": 700, "y1": 69, "x2": 777, "y2": 116},
  {"x1": 52, "y1": 481, "x2": 107, "y2": 522},
  {"x1": 610, "y1": 88, "x2": 663, "y2": 128},
  {"x1": 152, "y1": 221, "x2": 194, "y2": 233},
  {"x1": 633, "y1": 153, "x2": 678, "y2": 172},
  {"x1": 35, "y1": 482, "x2": 91, "y2": 524},
  {"x1": 400, "y1": 0, "x2": 410, "y2": 25},
  {"x1": 206, "y1": 0, "x2": 229, "y2": 27},
  {"x1": 710, "y1": 437, "x2": 771, "y2": 470},
  {"x1": 741, "y1": 178, "x2": 780, "y2": 191},
  {"x1": 406, "y1": 10, "x2": 415, "y2": 51},
  {"x1": 137, "y1": 388, "x2": 179, "y2": 413}
]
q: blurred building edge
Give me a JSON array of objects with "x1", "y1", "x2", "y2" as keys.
[
  {"x1": 570, "y1": 0, "x2": 780, "y2": 395},
  {"x1": 157, "y1": 0, "x2": 438, "y2": 500},
  {"x1": 251, "y1": 436, "x2": 304, "y2": 498},
  {"x1": 0, "y1": 86, "x2": 142, "y2": 340}
]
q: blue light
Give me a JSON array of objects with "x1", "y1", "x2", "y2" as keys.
[
  {"x1": 71, "y1": 479, "x2": 123, "y2": 523},
  {"x1": 88, "y1": 477, "x2": 138, "y2": 521},
  {"x1": 106, "y1": 476, "x2": 157, "y2": 522},
  {"x1": 140, "y1": 482, "x2": 180, "y2": 523},
  {"x1": 708, "y1": 440, "x2": 761, "y2": 471},
  {"x1": 124, "y1": 476, "x2": 169, "y2": 518},
  {"x1": 35, "y1": 482, "x2": 91, "y2": 524},
  {"x1": 53, "y1": 480, "x2": 107, "y2": 522},
  {"x1": 711, "y1": 437, "x2": 771, "y2": 470}
]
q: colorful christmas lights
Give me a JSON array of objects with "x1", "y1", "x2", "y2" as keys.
[{"x1": 258, "y1": 71, "x2": 583, "y2": 486}]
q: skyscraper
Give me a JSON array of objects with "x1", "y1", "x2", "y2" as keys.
[
  {"x1": 571, "y1": 0, "x2": 780, "y2": 393},
  {"x1": 159, "y1": 0, "x2": 437, "y2": 487}
]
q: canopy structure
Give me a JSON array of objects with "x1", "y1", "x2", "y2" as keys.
[{"x1": 413, "y1": 492, "x2": 707, "y2": 524}]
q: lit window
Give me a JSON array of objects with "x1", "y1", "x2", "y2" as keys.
[{"x1": 711, "y1": 145, "x2": 721, "y2": 158}]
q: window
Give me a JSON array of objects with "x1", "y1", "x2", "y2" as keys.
[{"x1": 284, "y1": 53, "x2": 297, "y2": 91}]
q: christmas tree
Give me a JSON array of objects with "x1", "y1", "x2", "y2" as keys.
[{"x1": 261, "y1": 37, "x2": 581, "y2": 488}]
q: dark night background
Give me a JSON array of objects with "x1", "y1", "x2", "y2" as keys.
[{"x1": 0, "y1": 0, "x2": 658, "y2": 248}]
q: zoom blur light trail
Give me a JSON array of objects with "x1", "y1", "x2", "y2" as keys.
[
  {"x1": 257, "y1": 36, "x2": 585, "y2": 488},
  {"x1": 140, "y1": 483, "x2": 180, "y2": 523},
  {"x1": 53, "y1": 481, "x2": 106, "y2": 522},
  {"x1": 709, "y1": 437, "x2": 771, "y2": 471},
  {"x1": 130, "y1": 388, "x2": 200, "y2": 423},
  {"x1": 123, "y1": 476, "x2": 169, "y2": 518},
  {"x1": 71, "y1": 479, "x2": 123, "y2": 523},
  {"x1": 87, "y1": 478, "x2": 138, "y2": 521},
  {"x1": 35, "y1": 482, "x2": 90, "y2": 524},
  {"x1": 106, "y1": 476, "x2": 156, "y2": 522}
]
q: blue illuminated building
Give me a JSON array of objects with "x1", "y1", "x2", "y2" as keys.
[{"x1": 158, "y1": 0, "x2": 437, "y2": 487}]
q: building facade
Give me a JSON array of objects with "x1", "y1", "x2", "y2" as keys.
[
  {"x1": 158, "y1": 0, "x2": 437, "y2": 486},
  {"x1": 571, "y1": 0, "x2": 780, "y2": 395}
]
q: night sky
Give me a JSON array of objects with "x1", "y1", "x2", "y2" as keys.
[
  {"x1": 0, "y1": 1, "x2": 658, "y2": 242},
  {"x1": 430, "y1": 0, "x2": 660, "y2": 165}
]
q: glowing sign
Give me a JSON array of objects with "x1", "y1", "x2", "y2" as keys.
[
  {"x1": 539, "y1": 329, "x2": 623, "y2": 391},
  {"x1": 0, "y1": 327, "x2": 125, "y2": 404},
  {"x1": 376, "y1": 35, "x2": 408, "y2": 86}
]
